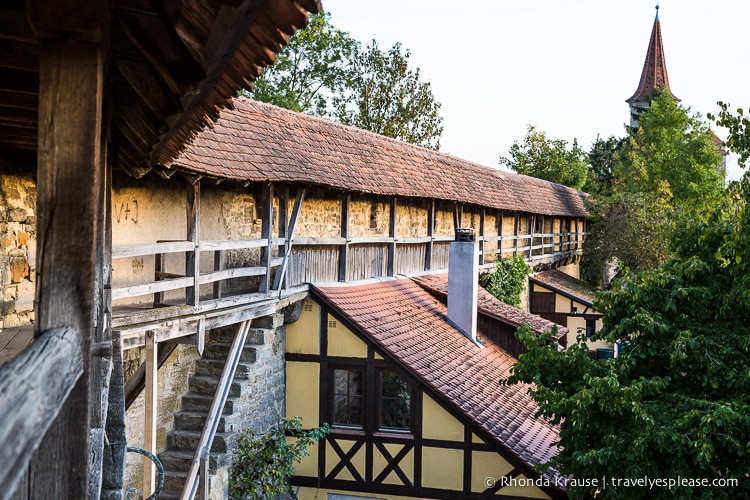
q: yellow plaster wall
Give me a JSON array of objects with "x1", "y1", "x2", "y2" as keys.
[
  {"x1": 286, "y1": 361, "x2": 320, "y2": 424},
  {"x1": 470, "y1": 451, "x2": 513, "y2": 493},
  {"x1": 555, "y1": 293, "x2": 571, "y2": 313},
  {"x1": 557, "y1": 262, "x2": 580, "y2": 278},
  {"x1": 349, "y1": 198, "x2": 390, "y2": 237},
  {"x1": 422, "y1": 447, "x2": 463, "y2": 490},
  {"x1": 327, "y1": 315, "x2": 368, "y2": 358},
  {"x1": 395, "y1": 201, "x2": 428, "y2": 238},
  {"x1": 289, "y1": 439, "x2": 319, "y2": 478},
  {"x1": 286, "y1": 299, "x2": 320, "y2": 355},
  {"x1": 297, "y1": 488, "x2": 424, "y2": 500},
  {"x1": 422, "y1": 395, "x2": 464, "y2": 442}
]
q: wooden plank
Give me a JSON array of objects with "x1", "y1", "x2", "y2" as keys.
[
  {"x1": 197, "y1": 265, "x2": 267, "y2": 285},
  {"x1": 112, "y1": 240, "x2": 194, "y2": 259},
  {"x1": 143, "y1": 331, "x2": 157, "y2": 497},
  {"x1": 124, "y1": 341, "x2": 177, "y2": 410},
  {"x1": 198, "y1": 238, "x2": 283, "y2": 251},
  {"x1": 186, "y1": 180, "x2": 200, "y2": 306},
  {"x1": 338, "y1": 193, "x2": 350, "y2": 282},
  {"x1": 29, "y1": 34, "x2": 105, "y2": 499},
  {"x1": 213, "y1": 250, "x2": 224, "y2": 299},
  {"x1": 0, "y1": 328, "x2": 83, "y2": 499},
  {"x1": 112, "y1": 276, "x2": 195, "y2": 300}
]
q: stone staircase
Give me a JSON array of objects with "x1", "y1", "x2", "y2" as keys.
[{"x1": 157, "y1": 324, "x2": 270, "y2": 499}]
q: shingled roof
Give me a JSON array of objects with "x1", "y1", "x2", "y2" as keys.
[
  {"x1": 173, "y1": 98, "x2": 588, "y2": 217},
  {"x1": 530, "y1": 269, "x2": 597, "y2": 307},
  {"x1": 312, "y1": 279, "x2": 563, "y2": 487},
  {"x1": 627, "y1": 5, "x2": 678, "y2": 105},
  {"x1": 412, "y1": 273, "x2": 568, "y2": 343}
]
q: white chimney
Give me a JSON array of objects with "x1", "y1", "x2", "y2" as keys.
[{"x1": 448, "y1": 228, "x2": 479, "y2": 344}]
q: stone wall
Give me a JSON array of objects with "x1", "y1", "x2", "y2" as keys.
[{"x1": 0, "y1": 175, "x2": 36, "y2": 328}]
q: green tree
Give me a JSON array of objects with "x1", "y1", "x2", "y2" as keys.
[
  {"x1": 499, "y1": 125, "x2": 588, "y2": 190},
  {"x1": 250, "y1": 12, "x2": 358, "y2": 116},
  {"x1": 478, "y1": 255, "x2": 529, "y2": 308},
  {"x1": 710, "y1": 102, "x2": 750, "y2": 167},
  {"x1": 617, "y1": 92, "x2": 724, "y2": 209},
  {"x1": 229, "y1": 417, "x2": 329, "y2": 499},
  {"x1": 585, "y1": 135, "x2": 626, "y2": 194},
  {"x1": 332, "y1": 40, "x2": 443, "y2": 149},
  {"x1": 507, "y1": 120, "x2": 750, "y2": 499}
]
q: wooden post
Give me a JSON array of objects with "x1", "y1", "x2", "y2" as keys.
[
  {"x1": 425, "y1": 199, "x2": 435, "y2": 270},
  {"x1": 338, "y1": 194, "x2": 350, "y2": 282},
  {"x1": 28, "y1": 2, "x2": 108, "y2": 493},
  {"x1": 213, "y1": 250, "x2": 223, "y2": 299},
  {"x1": 186, "y1": 180, "x2": 200, "y2": 306},
  {"x1": 513, "y1": 213, "x2": 519, "y2": 256},
  {"x1": 528, "y1": 215, "x2": 535, "y2": 259},
  {"x1": 260, "y1": 183, "x2": 274, "y2": 294},
  {"x1": 143, "y1": 331, "x2": 157, "y2": 497},
  {"x1": 273, "y1": 187, "x2": 305, "y2": 291},
  {"x1": 497, "y1": 209, "x2": 503, "y2": 260},
  {"x1": 278, "y1": 188, "x2": 289, "y2": 290},
  {"x1": 387, "y1": 197, "x2": 397, "y2": 277},
  {"x1": 479, "y1": 208, "x2": 486, "y2": 265}
]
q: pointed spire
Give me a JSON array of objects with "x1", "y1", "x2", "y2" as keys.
[{"x1": 626, "y1": 5, "x2": 678, "y2": 105}]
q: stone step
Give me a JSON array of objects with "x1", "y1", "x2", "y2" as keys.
[
  {"x1": 181, "y1": 393, "x2": 236, "y2": 414},
  {"x1": 159, "y1": 470, "x2": 187, "y2": 496},
  {"x1": 159, "y1": 449, "x2": 231, "y2": 473},
  {"x1": 209, "y1": 326, "x2": 268, "y2": 345},
  {"x1": 167, "y1": 429, "x2": 236, "y2": 454},
  {"x1": 174, "y1": 410, "x2": 237, "y2": 433},
  {"x1": 189, "y1": 375, "x2": 246, "y2": 398},
  {"x1": 194, "y1": 358, "x2": 254, "y2": 379},
  {"x1": 203, "y1": 342, "x2": 256, "y2": 363}
]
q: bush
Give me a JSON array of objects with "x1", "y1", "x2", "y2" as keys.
[
  {"x1": 478, "y1": 255, "x2": 529, "y2": 307},
  {"x1": 229, "y1": 417, "x2": 329, "y2": 499}
]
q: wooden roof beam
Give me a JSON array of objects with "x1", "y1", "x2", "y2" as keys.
[{"x1": 0, "y1": 7, "x2": 36, "y2": 43}]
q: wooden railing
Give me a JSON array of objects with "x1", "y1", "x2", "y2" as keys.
[
  {"x1": 111, "y1": 230, "x2": 586, "y2": 308},
  {"x1": 0, "y1": 328, "x2": 82, "y2": 499}
]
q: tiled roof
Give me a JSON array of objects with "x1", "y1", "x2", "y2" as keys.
[
  {"x1": 412, "y1": 273, "x2": 568, "y2": 342},
  {"x1": 530, "y1": 270, "x2": 597, "y2": 307},
  {"x1": 627, "y1": 8, "x2": 678, "y2": 104},
  {"x1": 313, "y1": 279, "x2": 563, "y2": 485},
  {"x1": 173, "y1": 98, "x2": 588, "y2": 217}
]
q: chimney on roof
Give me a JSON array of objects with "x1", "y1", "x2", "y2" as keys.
[{"x1": 448, "y1": 228, "x2": 479, "y2": 344}]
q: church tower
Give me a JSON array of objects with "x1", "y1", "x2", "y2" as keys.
[{"x1": 626, "y1": 5, "x2": 678, "y2": 128}]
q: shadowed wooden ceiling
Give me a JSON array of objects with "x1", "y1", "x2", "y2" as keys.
[{"x1": 0, "y1": 0, "x2": 320, "y2": 176}]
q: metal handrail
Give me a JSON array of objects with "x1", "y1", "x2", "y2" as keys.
[{"x1": 125, "y1": 446, "x2": 164, "y2": 500}]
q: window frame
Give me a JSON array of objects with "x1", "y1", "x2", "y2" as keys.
[
  {"x1": 376, "y1": 369, "x2": 413, "y2": 433},
  {"x1": 329, "y1": 366, "x2": 366, "y2": 430}
]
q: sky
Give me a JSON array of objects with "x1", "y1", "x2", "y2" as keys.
[{"x1": 320, "y1": 0, "x2": 750, "y2": 181}]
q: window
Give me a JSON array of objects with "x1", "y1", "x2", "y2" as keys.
[
  {"x1": 379, "y1": 371, "x2": 411, "y2": 431},
  {"x1": 586, "y1": 318, "x2": 596, "y2": 338},
  {"x1": 332, "y1": 369, "x2": 363, "y2": 427}
]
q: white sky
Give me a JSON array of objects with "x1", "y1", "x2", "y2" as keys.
[{"x1": 320, "y1": 0, "x2": 750, "y2": 181}]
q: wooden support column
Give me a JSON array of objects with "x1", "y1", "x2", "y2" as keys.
[
  {"x1": 425, "y1": 199, "x2": 435, "y2": 270},
  {"x1": 387, "y1": 197, "x2": 397, "y2": 277},
  {"x1": 260, "y1": 183, "x2": 274, "y2": 294},
  {"x1": 273, "y1": 187, "x2": 305, "y2": 291},
  {"x1": 28, "y1": 1, "x2": 109, "y2": 493},
  {"x1": 513, "y1": 213, "x2": 519, "y2": 256},
  {"x1": 528, "y1": 215, "x2": 535, "y2": 259},
  {"x1": 277, "y1": 188, "x2": 289, "y2": 289},
  {"x1": 186, "y1": 180, "x2": 200, "y2": 306},
  {"x1": 143, "y1": 331, "x2": 157, "y2": 497},
  {"x1": 338, "y1": 193, "x2": 350, "y2": 282},
  {"x1": 497, "y1": 210, "x2": 503, "y2": 259},
  {"x1": 479, "y1": 208, "x2": 486, "y2": 265}
]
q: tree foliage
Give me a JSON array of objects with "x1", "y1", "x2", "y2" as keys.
[
  {"x1": 499, "y1": 125, "x2": 589, "y2": 190},
  {"x1": 581, "y1": 93, "x2": 726, "y2": 286},
  {"x1": 229, "y1": 417, "x2": 329, "y2": 499},
  {"x1": 710, "y1": 102, "x2": 750, "y2": 167},
  {"x1": 507, "y1": 105, "x2": 750, "y2": 499},
  {"x1": 478, "y1": 255, "x2": 529, "y2": 308},
  {"x1": 250, "y1": 12, "x2": 357, "y2": 116},
  {"x1": 249, "y1": 12, "x2": 443, "y2": 149},
  {"x1": 333, "y1": 40, "x2": 443, "y2": 149}
]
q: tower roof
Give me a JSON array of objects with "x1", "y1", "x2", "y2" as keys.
[{"x1": 627, "y1": 5, "x2": 678, "y2": 104}]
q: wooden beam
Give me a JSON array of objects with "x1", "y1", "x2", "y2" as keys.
[
  {"x1": 513, "y1": 213, "x2": 519, "y2": 256},
  {"x1": 0, "y1": 8, "x2": 36, "y2": 43},
  {"x1": 274, "y1": 187, "x2": 306, "y2": 291},
  {"x1": 0, "y1": 40, "x2": 39, "y2": 72},
  {"x1": 479, "y1": 208, "x2": 486, "y2": 265},
  {"x1": 28, "y1": 25, "x2": 106, "y2": 497},
  {"x1": 338, "y1": 194, "x2": 350, "y2": 282},
  {"x1": 186, "y1": 180, "x2": 200, "y2": 306},
  {"x1": 260, "y1": 183, "x2": 274, "y2": 294},
  {"x1": 0, "y1": 328, "x2": 83, "y2": 499},
  {"x1": 387, "y1": 197, "x2": 397, "y2": 277},
  {"x1": 124, "y1": 342, "x2": 178, "y2": 410},
  {"x1": 114, "y1": 58, "x2": 181, "y2": 122},
  {"x1": 143, "y1": 331, "x2": 157, "y2": 497},
  {"x1": 425, "y1": 199, "x2": 435, "y2": 271}
]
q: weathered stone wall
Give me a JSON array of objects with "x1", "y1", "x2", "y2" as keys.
[
  {"x1": 349, "y1": 197, "x2": 389, "y2": 237},
  {"x1": 0, "y1": 175, "x2": 36, "y2": 328}
]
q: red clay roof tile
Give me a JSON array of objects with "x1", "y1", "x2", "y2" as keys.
[
  {"x1": 530, "y1": 269, "x2": 597, "y2": 307},
  {"x1": 174, "y1": 98, "x2": 588, "y2": 217},
  {"x1": 313, "y1": 279, "x2": 563, "y2": 484}
]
